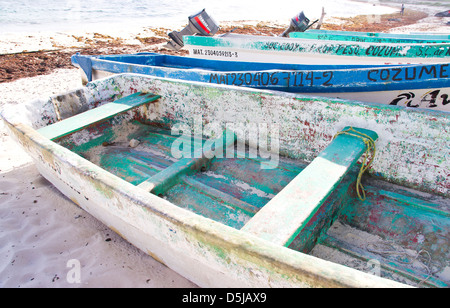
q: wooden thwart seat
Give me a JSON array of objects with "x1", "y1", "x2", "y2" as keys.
[
  {"x1": 38, "y1": 92, "x2": 160, "y2": 141},
  {"x1": 241, "y1": 127, "x2": 378, "y2": 247},
  {"x1": 137, "y1": 130, "x2": 237, "y2": 196}
]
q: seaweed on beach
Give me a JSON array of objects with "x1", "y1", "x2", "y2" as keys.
[{"x1": 0, "y1": 8, "x2": 434, "y2": 84}]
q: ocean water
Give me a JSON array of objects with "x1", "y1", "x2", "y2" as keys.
[
  {"x1": 0, "y1": 0, "x2": 407, "y2": 33},
  {"x1": 360, "y1": 0, "x2": 449, "y2": 12}
]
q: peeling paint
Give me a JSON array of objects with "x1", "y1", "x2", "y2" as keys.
[{"x1": 1, "y1": 74, "x2": 448, "y2": 288}]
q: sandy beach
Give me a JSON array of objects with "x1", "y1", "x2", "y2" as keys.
[
  {"x1": 0, "y1": 3, "x2": 449, "y2": 288},
  {"x1": 0, "y1": 68, "x2": 201, "y2": 288}
]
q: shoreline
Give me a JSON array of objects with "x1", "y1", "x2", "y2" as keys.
[
  {"x1": 1, "y1": 8, "x2": 448, "y2": 83},
  {"x1": 0, "y1": 8, "x2": 449, "y2": 288}
]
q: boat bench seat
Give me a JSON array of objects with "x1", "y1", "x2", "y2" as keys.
[
  {"x1": 138, "y1": 130, "x2": 237, "y2": 196},
  {"x1": 241, "y1": 126, "x2": 378, "y2": 248},
  {"x1": 38, "y1": 92, "x2": 160, "y2": 141}
]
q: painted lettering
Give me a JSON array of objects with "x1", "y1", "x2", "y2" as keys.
[
  {"x1": 209, "y1": 73, "x2": 219, "y2": 84},
  {"x1": 230, "y1": 73, "x2": 236, "y2": 84},
  {"x1": 207, "y1": 71, "x2": 335, "y2": 88},
  {"x1": 440, "y1": 64, "x2": 449, "y2": 78},
  {"x1": 335, "y1": 45, "x2": 344, "y2": 54},
  {"x1": 420, "y1": 90, "x2": 440, "y2": 108},
  {"x1": 379, "y1": 69, "x2": 390, "y2": 81},
  {"x1": 392, "y1": 68, "x2": 402, "y2": 81},
  {"x1": 261, "y1": 72, "x2": 270, "y2": 86},
  {"x1": 192, "y1": 49, "x2": 203, "y2": 55},
  {"x1": 418, "y1": 66, "x2": 437, "y2": 79},
  {"x1": 388, "y1": 90, "x2": 449, "y2": 109},
  {"x1": 416, "y1": 47, "x2": 425, "y2": 57},
  {"x1": 442, "y1": 94, "x2": 449, "y2": 105},
  {"x1": 236, "y1": 73, "x2": 244, "y2": 86},
  {"x1": 366, "y1": 64, "x2": 450, "y2": 83},
  {"x1": 405, "y1": 67, "x2": 416, "y2": 80},
  {"x1": 343, "y1": 45, "x2": 352, "y2": 55},
  {"x1": 323, "y1": 71, "x2": 333, "y2": 86},
  {"x1": 434, "y1": 49, "x2": 444, "y2": 56},
  {"x1": 366, "y1": 45, "x2": 403, "y2": 57},
  {"x1": 389, "y1": 92, "x2": 415, "y2": 106},
  {"x1": 368, "y1": 69, "x2": 378, "y2": 82},
  {"x1": 283, "y1": 73, "x2": 290, "y2": 86},
  {"x1": 341, "y1": 45, "x2": 360, "y2": 55}
]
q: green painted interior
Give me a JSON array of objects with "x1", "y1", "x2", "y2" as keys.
[
  {"x1": 37, "y1": 92, "x2": 160, "y2": 140},
  {"x1": 241, "y1": 127, "x2": 378, "y2": 248},
  {"x1": 56, "y1": 114, "x2": 449, "y2": 288}
]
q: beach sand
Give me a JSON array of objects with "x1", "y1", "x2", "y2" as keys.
[
  {"x1": 0, "y1": 7, "x2": 449, "y2": 288},
  {"x1": 0, "y1": 69, "x2": 198, "y2": 288}
]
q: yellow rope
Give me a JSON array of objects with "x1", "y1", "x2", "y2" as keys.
[{"x1": 333, "y1": 127, "x2": 376, "y2": 201}]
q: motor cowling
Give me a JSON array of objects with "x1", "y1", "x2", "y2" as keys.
[
  {"x1": 280, "y1": 11, "x2": 310, "y2": 37},
  {"x1": 165, "y1": 9, "x2": 219, "y2": 51},
  {"x1": 435, "y1": 10, "x2": 450, "y2": 17}
]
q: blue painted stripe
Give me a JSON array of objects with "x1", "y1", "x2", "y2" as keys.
[{"x1": 71, "y1": 53, "x2": 449, "y2": 93}]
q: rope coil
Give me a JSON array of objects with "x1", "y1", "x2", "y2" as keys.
[{"x1": 333, "y1": 127, "x2": 376, "y2": 201}]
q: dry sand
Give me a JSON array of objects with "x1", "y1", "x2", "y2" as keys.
[
  {"x1": 0, "y1": 69, "x2": 198, "y2": 288},
  {"x1": 0, "y1": 9, "x2": 448, "y2": 288}
]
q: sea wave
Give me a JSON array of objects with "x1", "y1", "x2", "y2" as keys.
[{"x1": 0, "y1": 0, "x2": 439, "y2": 33}]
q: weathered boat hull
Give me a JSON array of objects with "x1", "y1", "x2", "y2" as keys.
[
  {"x1": 288, "y1": 31, "x2": 450, "y2": 44},
  {"x1": 184, "y1": 34, "x2": 450, "y2": 65},
  {"x1": 0, "y1": 124, "x2": 410, "y2": 287},
  {"x1": 2, "y1": 74, "x2": 449, "y2": 287},
  {"x1": 71, "y1": 53, "x2": 450, "y2": 112},
  {"x1": 71, "y1": 52, "x2": 383, "y2": 83},
  {"x1": 304, "y1": 29, "x2": 450, "y2": 41}
]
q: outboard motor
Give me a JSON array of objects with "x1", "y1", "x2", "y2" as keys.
[
  {"x1": 435, "y1": 10, "x2": 450, "y2": 17},
  {"x1": 165, "y1": 9, "x2": 219, "y2": 51},
  {"x1": 280, "y1": 11, "x2": 310, "y2": 37}
]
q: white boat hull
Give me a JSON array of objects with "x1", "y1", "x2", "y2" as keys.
[
  {"x1": 311, "y1": 87, "x2": 450, "y2": 111},
  {"x1": 80, "y1": 68, "x2": 450, "y2": 112},
  {"x1": 3, "y1": 74, "x2": 449, "y2": 288},
  {"x1": 186, "y1": 44, "x2": 450, "y2": 65},
  {"x1": 4, "y1": 121, "x2": 406, "y2": 288},
  {"x1": 184, "y1": 34, "x2": 450, "y2": 65}
]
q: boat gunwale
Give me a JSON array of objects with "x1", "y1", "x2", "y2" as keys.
[
  {"x1": 288, "y1": 35, "x2": 450, "y2": 44},
  {"x1": 71, "y1": 53, "x2": 450, "y2": 96},
  {"x1": 302, "y1": 29, "x2": 450, "y2": 41},
  {"x1": 197, "y1": 33, "x2": 450, "y2": 48}
]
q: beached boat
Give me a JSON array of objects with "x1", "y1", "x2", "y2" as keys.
[
  {"x1": 2, "y1": 74, "x2": 449, "y2": 288},
  {"x1": 183, "y1": 33, "x2": 450, "y2": 65},
  {"x1": 71, "y1": 53, "x2": 450, "y2": 112},
  {"x1": 304, "y1": 29, "x2": 450, "y2": 41},
  {"x1": 288, "y1": 31, "x2": 450, "y2": 44},
  {"x1": 71, "y1": 52, "x2": 380, "y2": 83}
]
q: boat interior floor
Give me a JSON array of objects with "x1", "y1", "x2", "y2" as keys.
[{"x1": 56, "y1": 118, "x2": 450, "y2": 288}]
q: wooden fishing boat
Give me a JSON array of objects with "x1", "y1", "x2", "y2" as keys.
[
  {"x1": 183, "y1": 33, "x2": 450, "y2": 65},
  {"x1": 71, "y1": 53, "x2": 450, "y2": 112},
  {"x1": 1, "y1": 74, "x2": 449, "y2": 288},
  {"x1": 304, "y1": 29, "x2": 450, "y2": 41},
  {"x1": 288, "y1": 31, "x2": 450, "y2": 44},
  {"x1": 71, "y1": 52, "x2": 380, "y2": 83}
]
